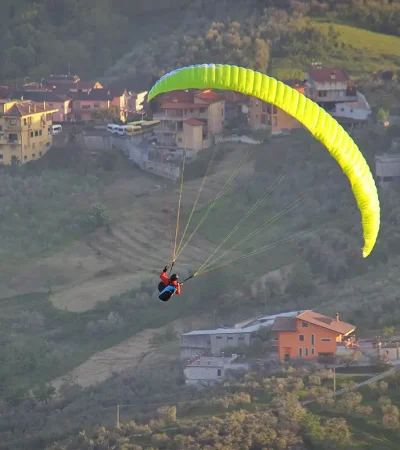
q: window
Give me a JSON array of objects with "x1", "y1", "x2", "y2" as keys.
[
  {"x1": 177, "y1": 137, "x2": 182, "y2": 143},
  {"x1": 0, "y1": 125, "x2": 2, "y2": 131},
  {"x1": 0, "y1": 154, "x2": 3, "y2": 159},
  {"x1": 272, "y1": 105, "x2": 277, "y2": 115},
  {"x1": 8, "y1": 133, "x2": 18, "y2": 142},
  {"x1": 318, "y1": 91, "x2": 327, "y2": 97},
  {"x1": 94, "y1": 103, "x2": 100, "y2": 108},
  {"x1": 24, "y1": 155, "x2": 27, "y2": 160},
  {"x1": 341, "y1": 107, "x2": 344, "y2": 111},
  {"x1": 10, "y1": 119, "x2": 17, "y2": 125},
  {"x1": 238, "y1": 336, "x2": 245, "y2": 341},
  {"x1": 24, "y1": 119, "x2": 27, "y2": 126},
  {"x1": 32, "y1": 154, "x2": 35, "y2": 158},
  {"x1": 190, "y1": 109, "x2": 193, "y2": 113},
  {"x1": 216, "y1": 336, "x2": 222, "y2": 340},
  {"x1": 221, "y1": 108, "x2": 224, "y2": 116},
  {"x1": 256, "y1": 113, "x2": 259, "y2": 119},
  {"x1": 299, "y1": 348, "x2": 303, "y2": 357},
  {"x1": 227, "y1": 337, "x2": 233, "y2": 341},
  {"x1": 39, "y1": 151, "x2": 42, "y2": 157},
  {"x1": 302, "y1": 322, "x2": 308, "y2": 328},
  {"x1": 311, "y1": 348, "x2": 315, "y2": 355},
  {"x1": 39, "y1": 130, "x2": 42, "y2": 136},
  {"x1": 262, "y1": 103, "x2": 267, "y2": 113},
  {"x1": 35, "y1": 131, "x2": 38, "y2": 137},
  {"x1": 305, "y1": 348, "x2": 309, "y2": 356},
  {"x1": 255, "y1": 100, "x2": 259, "y2": 106},
  {"x1": 273, "y1": 116, "x2": 278, "y2": 126},
  {"x1": 28, "y1": 117, "x2": 32, "y2": 126},
  {"x1": 48, "y1": 103, "x2": 53, "y2": 108},
  {"x1": 81, "y1": 105, "x2": 91, "y2": 109},
  {"x1": 299, "y1": 335, "x2": 304, "y2": 342},
  {"x1": 30, "y1": 132, "x2": 34, "y2": 138},
  {"x1": 217, "y1": 369, "x2": 222, "y2": 376},
  {"x1": 311, "y1": 334, "x2": 315, "y2": 345},
  {"x1": 200, "y1": 108, "x2": 206, "y2": 113},
  {"x1": 321, "y1": 338, "x2": 331, "y2": 342}
]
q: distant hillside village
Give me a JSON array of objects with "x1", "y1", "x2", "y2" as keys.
[
  {"x1": 0, "y1": 66, "x2": 374, "y2": 168},
  {"x1": 181, "y1": 310, "x2": 400, "y2": 386}
]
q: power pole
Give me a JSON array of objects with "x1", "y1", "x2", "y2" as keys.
[
  {"x1": 116, "y1": 405, "x2": 120, "y2": 429},
  {"x1": 333, "y1": 354, "x2": 336, "y2": 398}
]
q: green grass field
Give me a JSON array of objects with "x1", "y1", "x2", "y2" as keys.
[{"x1": 272, "y1": 19, "x2": 400, "y2": 81}]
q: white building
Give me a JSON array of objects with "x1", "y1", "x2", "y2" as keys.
[
  {"x1": 332, "y1": 91, "x2": 371, "y2": 122},
  {"x1": 184, "y1": 355, "x2": 249, "y2": 385},
  {"x1": 305, "y1": 68, "x2": 357, "y2": 106},
  {"x1": 375, "y1": 153, "x2": 400, "y2": 188},
  {"x1": 180, "y1": 311, "x2": 300, "y2": 359}
]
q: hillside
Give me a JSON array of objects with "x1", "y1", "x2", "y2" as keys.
[
  {"x1": 30, "y1": 362, "x2": 400, "y2": 450},
  {"x1": 2, "y1": 0, "x2": 400, "y2": 448}
]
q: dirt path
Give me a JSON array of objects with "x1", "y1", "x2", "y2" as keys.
[{"x1": 51, "y1": 314, "x2": 209, "y2": 390}]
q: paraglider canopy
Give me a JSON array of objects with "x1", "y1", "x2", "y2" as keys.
[{"x1": 148, "y1": 63, "x2": 380, "y2": 258}]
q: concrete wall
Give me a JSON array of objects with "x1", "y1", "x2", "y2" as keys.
[
  {"x1": 217, "y1": 135, "x2": 260, "y2": 145},
  {"x1": 211, "y1": 332, "x2": 251, "y2": 355},
  {"x1": 80, "y1": 134, "x2": 180, "y2": 181}
]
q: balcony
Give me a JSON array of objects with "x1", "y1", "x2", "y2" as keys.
[{"x1": 153, "y1": 110, "x2": 209, "y2": 121}]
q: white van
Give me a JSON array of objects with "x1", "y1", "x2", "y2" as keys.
[
  {"x1": 51, "y1": 124, "x2": 62, "y2": 135},
  {"x1": 117, "y1": 125, "x2": 127, "y2": 136},
  {"x1": 107, "y1": 124, "x2": 119, "y2": 134}
]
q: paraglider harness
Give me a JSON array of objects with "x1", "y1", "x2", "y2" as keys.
[{"x1": 158, "y1": 265, "x2": 194, "y2": 302}]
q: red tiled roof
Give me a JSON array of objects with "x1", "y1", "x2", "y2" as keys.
[
  {"x1": 272, "y1": 317, "x2": 297, "y2": 332},
  {"x1": 75, "y1": 80, "x2": 102, "y2": 90},
  {"x1": 308, "y1": 68, "x2": 349, "y2": 83},
  {"x1": 2, "y1": 101, "x2": 58, "y2": 117},
  {"x1": 298, "y1": 311, "x2": 355, "y2": 335},
  {"x1": 160, "y1": 102, "x2": 207, "y2": 109},
  {"x1": 162, "y1": 90, "x2": 194, "y2": 103},
  {"x1": 272, "y1": 310, "x2": 355, "y2": 335},
  {"x1": 195, "y1": 90, "x2": 223, "y2": 103},
  {"x1": 184, "y1": 119, "x2": 204, "y2": 126}
]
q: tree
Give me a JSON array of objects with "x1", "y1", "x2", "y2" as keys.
[
  {"x1": 84, "y1": 202, "x2": 111, "y2": 231},
  {"x1": 286, "y1": 262, "x2": 313, "y2": 297},
  {"x1": 377, "y1": 107, "x2": 389, "y2": 123},
  {"x1": 33, "y1": 382, "x2": 56, "y2": 404}
]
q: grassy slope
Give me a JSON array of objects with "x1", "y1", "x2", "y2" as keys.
[{"x1": 271, "y1": 19, "x2": 400, "y2": 81}]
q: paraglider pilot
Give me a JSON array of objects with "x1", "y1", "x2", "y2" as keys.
[{"x1": 158, "y1": 265, "x2": 182, "y2": 301}]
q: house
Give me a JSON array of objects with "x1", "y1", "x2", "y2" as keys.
[
  {"x1": 305, "y1": 68, "x2": 357, "y2": 110},
  {"x1": 45, "y1": 74, "x2": 103, "y2": 94},
  {"x1": 180, "y1": 311, "x2": 299, "y2": 359},
  {"x1": 9, "y1": 91, "x2": 71, "y2": 122},
  {"x1": 375, "y1": 153, "x2": 400, "y2": 188},
  {"x1": 127, "y1": 91, "x2": 148, "y2": 113},
  {"x1": 272, "y1": 310, "x2": 356, "y2": 362},
  {"x1": 248, "y1": 80, "x2": 305, "y2": 135},
  {"x1": 184, "y1": 355, "x2": 249, "y2": 385},
  {"x1": 0, "y1": 100, "x2": 58, "y2": 165},
  {"x1": 220, "y1": 91, "x2": 249, "y2": 121},
  {"x1": 153, "y1": 89, "x2": 225, "y2": 151},
  {"x1": 331, "y1": 91, "x2": 371, "y2": 124},
  {"x1": 69, "y1": 88, "x2": 128, "y2": 122}
]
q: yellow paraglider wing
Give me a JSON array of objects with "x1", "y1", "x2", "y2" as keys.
[{"x1": 148, "y1": 64, "x2": 380, "y2": 258}]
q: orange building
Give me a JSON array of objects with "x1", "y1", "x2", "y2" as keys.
[
  {"x1": 272, "y1": 310, "x2": 355, "y2": 361},
  {"x1": 248, "y1": 79, "x2": 305, "y2": 135}
]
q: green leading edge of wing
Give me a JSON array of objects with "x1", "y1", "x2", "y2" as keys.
[{"x1": 148, "y1": 64, "x2": 380, "y2": 258}]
